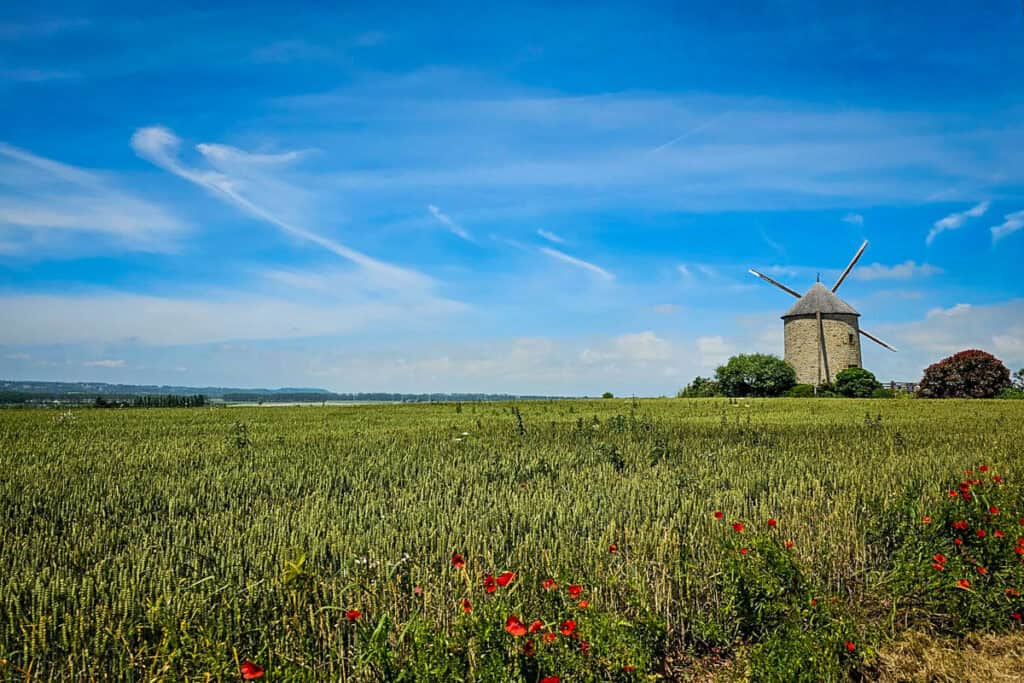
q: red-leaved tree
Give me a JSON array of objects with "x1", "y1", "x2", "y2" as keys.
[{"x1": 917, "y1": 349, "x2": 1011, "y2": 398}]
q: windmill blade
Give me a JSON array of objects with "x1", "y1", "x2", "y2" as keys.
[
  {"x1": 748, "y1": 269, "x2": 801, "y2": 298},
  {"x1": 817, "y1": 311, "x2": 831, "y2": 384},
  {"x1": 832, "y1": 240, "x2": 868, "y2": 293},
  {"x1": 859, "y1": 328, "x2": 898, "y2": 352}
]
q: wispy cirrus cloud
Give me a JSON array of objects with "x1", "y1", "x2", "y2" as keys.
[
  {"x1": 540, "y1": 246, "x2": 613, "y2": 280},
  {"x1": 427, "y1": 204, "x2": 473, "y2": 241},
  {"x1": 842, "y1": 212, "x2": 864, "y2": 226},
  {"x1": 854, "y1": 260, "x2": 943, "y2": 281},
  {"x1": 84, "y1": 359, "x2": 125, "y2": 368},
  {"x1": 131, "y1": 126, "x2": 434, "y2": 291},
  {"x1": 926, "y1": 201, "x2": 989, "y2": 245},
  {"x1": 537, "y1": 229, "x2": 565, "y2": 244},
  {"x1": 990, "y1": 210, "x2": 1024, "y2": 243},
  {"x1": 0, "y1": 140, "x2": 185, "y2": 255}
]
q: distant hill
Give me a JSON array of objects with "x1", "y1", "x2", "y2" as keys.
[{"x1": 0, "y1": 380, "x2": 567, "y2": 405}]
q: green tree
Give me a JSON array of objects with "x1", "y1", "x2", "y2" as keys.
[
  {"x1": 602, "y1": 391, "x2": 614, "y2": 399},
  {"x1": 917, "y1": 349, "x2": 1011, "y2": 398},
  {"x1": 677, "y1": 376, "x2": 720, "y2": 398},
  {"x1": 715, "y1": 354, "x2": 797, "y2": 398},
  {"x1": 833, "y1": 368, "x2": 883, "y2": 398}
]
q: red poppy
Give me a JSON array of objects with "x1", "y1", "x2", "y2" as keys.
[
  {"x1": 529, "y1": 619, "x2": 543, "y2": 633},
  {"x1": 540, "y1": 677, "x2": 560, "y2": 683},
  {"x1": 977, "y1": 529, "x2": 987, "y2": 538},
  {"x1": 484, "y1": 574, "x2": 497, "y2": 593},
  {"x1": 451, "y1": 553, "x2": 465, "y2": 569},
  {"x1": 1020, "y1": 518, "x2": 1024, "y2": 525},
  {"x1": 955, "y1": 538, "x2": 963, "y2": 545},
  {"x1": 240, "y1": 661, "x2": 265, "y2": 680},
  {"x1": 957, "y1": 579, "x2": 970, "y2": 589},
  {"x1": 784, "y1": 539, "x2": 794, "y2": 549},
  {"x1": 739, "y1": 547, "x2": 749, "y2": 556},
  {"x1": 559, "y1": 619, "x2": 576, "y2": 637},
  {"x1": 732, "y1": 522, "x2": 744, "y2": 533},
  {"x1": 461, "y1": 599, "x2": 472, "y2": 614},
  {"x1": 979, "y1": 465, "x2": 989, "y2": 472},
  {"x1": 609, "y1": 543, "x2": 618, "y2": 553},
  {"x1": 413, "y1": 586, "x2": 423, "y2": 596},
  {"x1": 845, "y1": 642, "x2": 855, "y2": 653},
  {"x1": 580, "y1": 641, "x2": 590, "y2": 656},
  {"x1": 523, "y1": 640, "x2": 535, "y2": 657},
  {"x1": 567, "y1": 584, "x2": 583, "y2": 599},
  {"x1": 952, "y1": 520, "x2": 968, "y2": 530},
  {"x1": 993, "y1": 475, "x2": 1003, "y2": 483},
  {"x1": 345, "y1": 609, "x2": 361, "y2": 622},
  {"x1": 810, "y1": 599, "x2": 817, "y2": 606},
  {"x1": 990, "y1": 506, "x2": 1000, "y2": 515},
  {"x1": 995, "y1": 530, "x2": 1005, "y2": 538},
  {"x1": 1007, "y1": 588, "x2": 1021, "y2": 597},
  {"x1": 965, "y1": 469, "x2": 973, "y2": 475},
  {"x1": 578, "y1": 600, "x2": 589, "y2": 609},
  {"x1": 542, "y1": 632, "x2": 557, "y2": 644},
  {"x1": 977, "y1": 566, "x2": 988, "y2": 575},
  {"x1": 934, "y1": 553, "x2": 947, "y2": 564},
  {"x1": 1017, "y1": 546, "x2": 1024, "y2": 556},
  {"x1": 542, "y1": 578, "x2": 558, "y2": 590},
  {"x1": 505, "y1": 615, "x2": 527, "y2": 637},
  {"x1": 767, "y1": 518, "x2": 778, "y2": 528},
  {"x1": 714, "y1": 511, "x2": 724, "y2": 519},
  {"x1": 497, "y1": 571, "x2": 516, "y2": 587},
  {"x1": 948, "y1": 490, "x2": 959, "y2": 498},
  {"x1": 1013, "y1": 612, "x2": 1022, "y2": 621},
  {"x1": 932, "y1": 562, "x2": 944, "y2": 571},
  {"x1": 963, "y1": 493, "x2": 972, "y2": 501},
  {"x1": 922, "y1": 516, "x2": 931, "y2": 524},
  {"x1": 623, "y1": 664, "x2": 636, "y2": 672},
  {"x1": 959, "y1": 482, "x2": 971, "y2": 492}
]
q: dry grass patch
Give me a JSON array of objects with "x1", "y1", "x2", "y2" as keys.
[{"x1": 867, "y1": 630, "x2": 1024, "y2": 682}]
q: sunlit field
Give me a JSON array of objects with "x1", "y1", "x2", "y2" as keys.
[{"x1": 2, "y1": 399, "x2": 1023, "y2": 681}]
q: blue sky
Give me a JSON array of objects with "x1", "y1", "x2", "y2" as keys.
[{"x1": 1, "y1": 1, "x2": 1023, "y2": 395}]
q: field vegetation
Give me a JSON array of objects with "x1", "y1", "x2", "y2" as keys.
[{"x1": 2, "y1": 398, "x2": 1023, "y2": 681}]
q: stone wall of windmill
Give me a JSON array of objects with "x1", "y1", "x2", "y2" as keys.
[{"x1": 783, "y1": 313, "x2": 862, "y2": 385}]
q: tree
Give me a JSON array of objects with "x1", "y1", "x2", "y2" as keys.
[
  {"x1": 1014, "y1": 368, "x2": 1024, "y2": 390},
  {"x1": 833, "y1": 368, "x2": 883, "y2": 398},
  {"x1": 677, "y1": 376, "x2": 720, "y2": 398},
  {"x1": 602, "y1": 391, "x2": 614, "y2": 399},
  {"x1": 715, "y1": 354, "x2": 797, "y2": 398},
  {"x1": 917, "y1": 349, "x2": 1011, "y2": 398}
]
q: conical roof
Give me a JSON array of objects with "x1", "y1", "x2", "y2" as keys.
[{"x1": 782, "y1": 282, "x2": 860, "y2": 318}]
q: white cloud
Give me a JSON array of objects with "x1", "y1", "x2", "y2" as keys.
[
  {"x1": 427, "y1": 204, "x2": 473, "y2": 241},
  {"x1": 581, "y1": 331, "x2": 672, "y2": 365},
  {"x1": 854, "y1": 260, "x2": 943, "y2": 281},
  {"x1": 926, "y1": 201, "x2": 989, "y2": 245},
  {"x1": 84, "y1": 359, "x2": 126, "y2": 368},
  {"x1": 131, "y1": 126, "x2": 433, "y2": 291},
  {"x1": 990, "y1": 209, "x2": 1024, "y2": 243},
  {"x1": 540, "y1": 246, "x2": 614, "y2": 280},
  {"x1": 537, "y1": 228, "x2": 565, "y2": 244},
  {"x1": 696, "y1": 335, "x2": 733, "y2": 368},
  {"x1": 842, "y1": 212, "x2": 864, "y2": 226},
  {"x1": 0, "y1": 141, "x2": 184, "y2": 254},
  {"x1": 653, "y1": 303, "x2": 679, "y2": 314},
  {"x1": 0, "y1": 289, "x2": 465, "y2": 347}
]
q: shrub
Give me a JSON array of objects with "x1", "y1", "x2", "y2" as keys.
[
  {"x1": 785, "y1": 384, "x2": 817, "y2": 398},
  {"x1": 917, "y1": 350, "x2": 1011, "y2": 398},
  {"x1": 677, "y1": 376, "x2": 720, "y2": 398},
  {"x1": 870, "y1": 387, "x2": 896, "y2": 399},
  {"x1": 834, "y1": 368, "x2": 882, "y2": 398},
  {"x1": 715, "y1": 354, "x2": 797, "y2": 398},
  {"x1": 997, "y1": 387, "x2": 1024, "y2": 399},
  {"x1": 601, "y1": 392, "x2": 614, "y2": 399}
]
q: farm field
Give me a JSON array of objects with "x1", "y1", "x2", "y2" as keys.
[{"x1": 2, "y1": 398, "x2": 1024, "y2": 681}]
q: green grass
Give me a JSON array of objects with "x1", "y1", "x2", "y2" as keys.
[{"x1": 1, "y1": 398, "x2": 1022, "y2": 680}]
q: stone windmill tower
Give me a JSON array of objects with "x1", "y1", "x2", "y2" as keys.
[{"x1": 749, "y1": 241, "x2": 896, "y2": 386}]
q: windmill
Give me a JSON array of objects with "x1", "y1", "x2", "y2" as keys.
[{"x1": 748, "y1": 240, "x2": 896, "y2": 386}]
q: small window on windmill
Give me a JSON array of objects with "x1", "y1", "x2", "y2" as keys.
[{"x1": 848, "y1": 333, "x2": 854, "y2": 345}]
